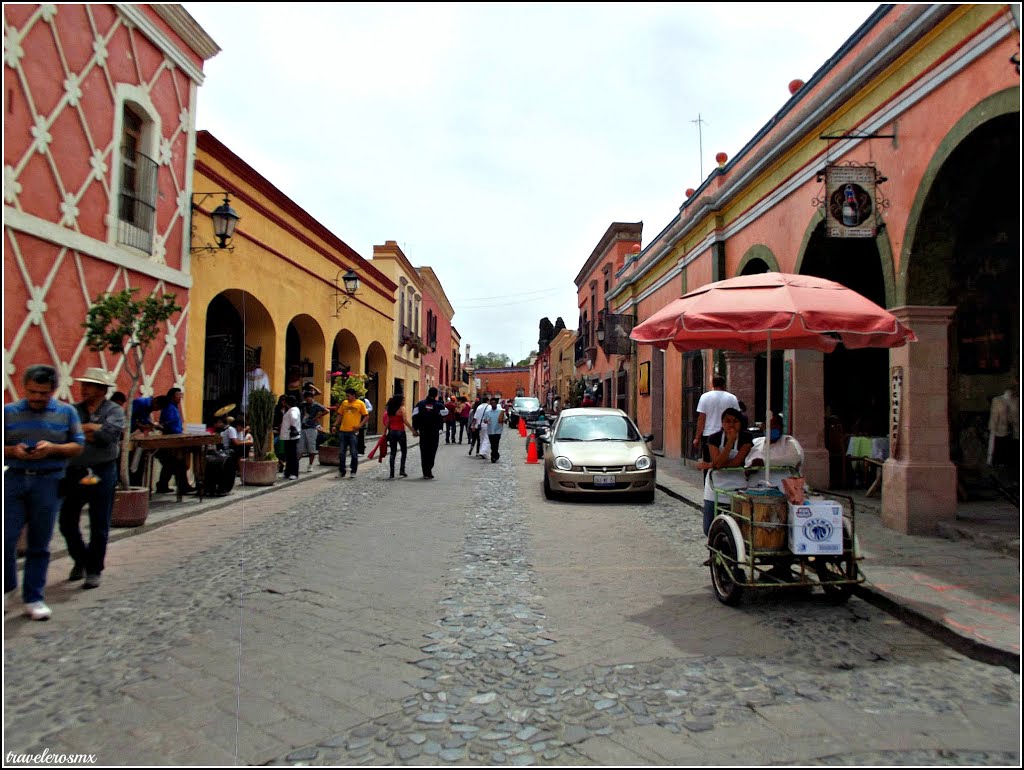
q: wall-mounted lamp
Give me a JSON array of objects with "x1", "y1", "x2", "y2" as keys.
[
  {"x1": 596, "y1": 322, "x2": 606, "y2": 344},
  {"x1": 191, "y1": 192, "x2": 240, "y2": 255},
  {"x1": 333, "y1": 268, "x2": 360, "y2": 316}
]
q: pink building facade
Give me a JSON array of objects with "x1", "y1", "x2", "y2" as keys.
[
  {"x1": 4, "y1": 4, "x2": 218, "y2": 402},
  {"x1": 417, "y1": 266, "x2": 455, "y2": 399},
  {"x1": 604, "y1": 4, "x2": 1019, "y2": 534}
]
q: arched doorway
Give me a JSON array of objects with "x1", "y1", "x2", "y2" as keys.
[
  {"x1": 906, "y1": 112, "x2": 1020, "y2": 496},
  {"x1": 364, "y1": 341, "x2": 388, "y2": 434},
  {"x1": 681, "y1": 351, "x2": 704, "y2": 458},
  {"x1": 203, "y1": 291, "x2": 275, "y2": 424},
  {"x1": 330, "y1": 329, "x2": 361, "y2": 404},
  {"x1": 739, "y1": 253, "x2": 778, "y2": 427},
  {"x1": 801, "y1": 224, "x2": 890, "y2": 452},
  {"x1": 284, "y1": 314, "x2": 326, "y2": 395}
]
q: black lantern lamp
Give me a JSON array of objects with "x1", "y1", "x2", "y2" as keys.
[
  {"x1": 191, "y1": 192, "x2": 240, "y2": 254},
  {"x1": 334, "y1": 268, "x2": 361, "y2": 316}
]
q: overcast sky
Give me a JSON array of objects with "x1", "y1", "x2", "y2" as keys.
[{"x1": 184, "y1": 2, "x2": 880, "y2": 363}]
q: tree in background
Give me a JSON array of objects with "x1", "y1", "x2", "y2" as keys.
[
  {"x1": 554, "y1": 317, "x2": 566, "y2": 335},
  {"x1": 515, "y1": 351, "x2": 537, "y2": 367},
  {"x1": 474, "y1": 352, "x2": 512, "y2": 368},
  {"x1": 538, "y1": 317, "x2": 554, "y2": 352}
]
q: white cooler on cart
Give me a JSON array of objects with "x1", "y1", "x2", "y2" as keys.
[{"x1": 787, "y1": 498, "x2": 844, "y2": 555}]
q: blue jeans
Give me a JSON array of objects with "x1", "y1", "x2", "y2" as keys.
[
  {"x1": 4, "y1": 470, "x2": 64, "y2": 603},
  {"x1": 337, "y1": 431, "x2": 359, "y2": 474},
  {"x1": 59, "y1": 461, "x2": 118, "y2": 576},
  {"x1": 703, "y1": 499, "x2": 717, "y2": 536}
]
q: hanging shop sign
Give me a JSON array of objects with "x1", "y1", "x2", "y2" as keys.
[
  {"x1": 825, "y1": 165, "x2": 876, "y2": 238},
  {"x1": 890, "y1": 365, "x2": 903, "y2": 458}
]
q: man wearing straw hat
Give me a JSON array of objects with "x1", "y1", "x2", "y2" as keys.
[{"x1": 58, "y1": 367, "x2": 126, "y2": 590}]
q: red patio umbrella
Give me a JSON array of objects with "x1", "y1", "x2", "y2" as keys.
[{"x1": 630, "y1": 272, "x2": 917, "y2": 478}]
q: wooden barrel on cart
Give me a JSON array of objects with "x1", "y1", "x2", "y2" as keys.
[{"x1": 733, "y1": 488, "x2": 788, "y2": 550}]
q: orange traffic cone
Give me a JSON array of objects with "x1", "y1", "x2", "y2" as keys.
[
  {"x1": 518, "y1": 418, "x2": 527, "y2": 437},
  {"x1": 525, "y1": 433, "x2": 539, "y2": 464}
]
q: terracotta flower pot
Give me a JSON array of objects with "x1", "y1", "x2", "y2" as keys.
[
  {"x1": 317, "y1": 445, "x2": 340, "y2": 466},
  {"x1": 112, "y1": 487, "x2": 150, "y2": 528},
  {"x1": 240, "y1": 458, "x2": 278, "y2": 486}
]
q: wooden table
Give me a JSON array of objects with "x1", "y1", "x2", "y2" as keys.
[{"x1": 129, "y1": 433, "x2": 222, "y2": 502}]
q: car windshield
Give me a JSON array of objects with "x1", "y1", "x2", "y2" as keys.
[
  {"x1": 514, "y1": 398, "x2": 541, "y2": 410},
  {"x1": 555, "y1": 414, "x2": 641, "y2": 442}
]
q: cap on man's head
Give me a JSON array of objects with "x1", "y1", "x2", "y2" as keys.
[{"x1": 75, "y1": 367, "x2": 112, "y2": 387}]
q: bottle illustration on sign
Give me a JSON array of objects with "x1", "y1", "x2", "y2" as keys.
[{"x1": 841, "y1": 184, "x2": 859, "y2": 226}]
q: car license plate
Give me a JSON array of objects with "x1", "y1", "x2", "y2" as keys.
[{"x1": 593, "y1": 474, "x2": 616, "y2": 487}]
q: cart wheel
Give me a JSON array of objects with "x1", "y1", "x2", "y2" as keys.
[
  {"x1": 708, "y1": 519, "x2": 745, "y2": 606},
  {"x1": 815, "y1": 525, "x2": 855, "y2": 604}
]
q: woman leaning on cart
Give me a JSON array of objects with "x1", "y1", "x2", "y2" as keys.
[{"x1": 697, "y1": 407, "x2": 754, "y2": 536}]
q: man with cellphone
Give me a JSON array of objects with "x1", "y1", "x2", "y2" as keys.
[{"x1": 4, "y1": 365, "x2": 85, "y2": 620}]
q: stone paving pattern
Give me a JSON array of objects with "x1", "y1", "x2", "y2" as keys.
[{"x1": 3, "y1": 435, "x2": 1020, "y2": 765}]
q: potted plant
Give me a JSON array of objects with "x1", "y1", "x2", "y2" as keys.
[
  {"x1": 317, "y1": 431, "x2": 340, "y2": 466},
  {"x1": 240, "y1": 387, "x2": 278, "y2": 485},
  {"x1": 83, "y1": 288, "x2": 183, "y2": 526}
]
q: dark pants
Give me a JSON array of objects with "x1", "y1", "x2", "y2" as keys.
[
  {"x1": 388, "y1": 430, "x2": 407, "y2": 476},
  {"x1": 488, "y1": 433, "x2": 502, "y2": 463},
  {"x1": 4, "y1": 470, "x2": 64, "y2": 603},
  {"x1": 467, "y1": 428, "x2": 480, "y2": 455},
  {"x1": 338, "y1": 431, "x2": 359, "y2": 474},
  {"x1": 357, "y1": 426, "x2": 366, "y2": 455},
  {"x1": 283, "y1": 439, "x2": 299, "y2": 478},
  {"x1": 156, "y1": 448, "x2": 189, "y2": 491},
  {"x1": 445, "y1": 421, "x2": 457, "y2": 443},
  {"x1": 59, "y1": 461, "x2": 117, "y2": 576},
  {"x1": 458, "y1": 418, "x2": 468, "y2": 442},
  {"x1": 420, "y1": 429, "x2": 440, "y2": 477}
]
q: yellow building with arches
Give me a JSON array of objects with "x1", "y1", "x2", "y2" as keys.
[{"x1": 185, "y1": 131, "x2": 395, "y2": 434}]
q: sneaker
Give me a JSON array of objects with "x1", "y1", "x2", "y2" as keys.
[
  {"x1": 24, "y1": 601, "x2": 51, "y2": 621},
  {"x1": 68, "y1": 563, "x2": 84, "y2": 581},
  {"x1": 400, "y1": 471, "x2": 407, "y2": 477},
  {"x1": 83, "y1": 573, "x2": 101, "y2": 589},
  {"x1": 155, "y1": 485, "x2": 173, "y2": 494},
  {"x1": 286, "y1": 475, "x2": 298, "y2": 480}
]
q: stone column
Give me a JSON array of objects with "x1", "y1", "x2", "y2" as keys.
[
  {"x1": 723, "y1": 352, "x2": 756, "y2": 419},
  {"x1": 785, "y1": 349, "x2": 829, "y2": 490},
  {"x1": 882, "y1": 306, "x2": 957, "y2": 534}
]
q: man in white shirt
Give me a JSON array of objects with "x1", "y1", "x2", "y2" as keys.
[
  {"x1": 472, "y1": 398, "x2": 491, "y2": 459},
  {"x1": 693, "y1": 376, "x2": 739, "y2": 470}
]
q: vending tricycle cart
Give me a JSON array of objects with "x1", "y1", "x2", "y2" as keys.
[{"x1": 704, "y1": 467, "x2": 862, "y2": 605}]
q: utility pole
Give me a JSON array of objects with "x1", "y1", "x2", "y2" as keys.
[{"x1": 691, "y1": 114, "x2": 708, "y2": 181}]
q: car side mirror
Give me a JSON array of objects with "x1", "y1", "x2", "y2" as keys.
[{"x1": 644, "y1": 433, "x2": 655, "y2": 443}]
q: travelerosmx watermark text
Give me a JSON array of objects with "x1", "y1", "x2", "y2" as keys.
[{"x1": 5, "y1": 749, "x2": 97, "y2": 765}]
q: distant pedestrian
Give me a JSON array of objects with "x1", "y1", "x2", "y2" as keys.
[
  {"x1": 458, "y1": 397, "x2": 471, "y2": 443},
  {"x1": 481, "y1": 396, "x2": 506, "y2": 463},
  {"x1": 299, "y1": 391, "x2": 329, "y2": 472},
  {"x1": 58, "y1": 367, "x2": 125, "y2": 591},
  {"x1": 358, "y1": 395, "x2": 373, "y2": 455},
  {"x1": 156, "y1": 387, "x2": 193, "y2": 494},
  {"x1": 333, "y1": 388, "x2": 368, "y2": 478},
  {"x1": 693, "y1": 375, "x2": 740, "y2": 474},
  {"x1": 466, "y1": 396, "x2": 483, "y2": 456},
  {"x1": 471, "y1": 397, "x2": 490, "y2": 459},
  {"x1": 412, "y1": 386, "x2": 445, "y2": 479},
  {"x1": 384, "y1": 394, "x2": 416, "y2": 479},
  {"x1": 278, "y1": 395, "x2": 301, "y2": 480},
  {"x1": 444, "y1": 395, "x2": 459, "y2": 444},
  {"x1": 4, "y1": 365, "x2": 85, "y2": 620}
]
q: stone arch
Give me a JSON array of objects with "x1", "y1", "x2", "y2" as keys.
[
  {"x1": 364, "y1": 341, "x2": 389, "y2": 434},
  {"x1": 285, "y1": 313, "x2": 326, "y2": 391},
  {"x1": 331, "y1": 329, "x2": 361, "y2": 379},
  {"x1": 736, "y1": 244, "x2": 780, "y2": 276},
  {"x1": 900, "y1": 87, "x2": 1020, "y2": 306}
]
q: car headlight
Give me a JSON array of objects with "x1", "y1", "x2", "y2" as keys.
[
  {"x1": 635, "y1": 455, "x2": 652, "y2": 470},
  {"x1": 554, "y1": 456, "x2": 573, "y2": 471}
]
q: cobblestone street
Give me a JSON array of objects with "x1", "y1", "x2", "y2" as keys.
[{"x1": 3, "y1": 437, "x2": 1020, "y2": 765}]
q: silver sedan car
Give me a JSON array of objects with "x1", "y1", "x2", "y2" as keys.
[{"x1": 541, "y1": 407, "x2": 656, "y2": 503}]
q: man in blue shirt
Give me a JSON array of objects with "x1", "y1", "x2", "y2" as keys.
[
  {"x1": 155, "y1": 387, "x2": 193, "y2": 494},
  {"x1": 4, "y1": 365, "x2": 85, "y2": 620}
]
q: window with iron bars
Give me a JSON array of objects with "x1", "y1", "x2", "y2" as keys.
[{"x1": 117, "y1": 109, "x2": 158, "y2": 254}]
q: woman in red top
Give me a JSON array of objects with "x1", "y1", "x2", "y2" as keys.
[
  {"x1": 458, "y1": 397, "x2": 472, "y2": 444},
  {"x1": 385, "y1": 394, "x2": 416, "y2": 479}
]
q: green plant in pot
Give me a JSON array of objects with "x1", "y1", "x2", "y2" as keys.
[
  {"x1": 83, "y1": 288, "x2": 183, "y2": 526},
  {"x1": 242, "y1": 387, "x2": 279, "y2": 485}
]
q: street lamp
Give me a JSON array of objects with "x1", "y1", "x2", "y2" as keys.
[
  {"x1": 333, "y1": 268, "x2": 361, "y2": 316},
  {"x1": 190, "y1": 192, "x2": 240, "y2": 254}
]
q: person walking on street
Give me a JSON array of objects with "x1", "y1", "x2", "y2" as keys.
[
  {"x1": 358, "y1": 395, "x2": 373, "y2": 455},
  {"x1": 444, "y1": 395, "x2": 459, "y2": 444},
  {"x1": 412, "y1": 386, "x2": 445, "y2": 479},
  {"x1": 4, "y1": 365, "x2": 85, "y2": 620},
  {"x1": 58, "y1": 368, "x2": 125, "y2": 590},
  {"x1": 279, "y1": 395, "x2": 302, "y2": 480},
  {"x1": 458, "y1": 396, "x2": 471, "y2": 444},
  {"x1": 481, "y1": 396, "x2": 506, "y2": 463},
  {"x1": 466, "y1": 396, "x2": 483, "y2": 456},
  {"x1": 693, "y1": 375, "x2": 740, "y2": 476},
  {"x1": 299, "y1": 391, "x2": 329, "y2": 472},
  {"x1": 333, "y1": 388, "x2": 368, "y2": 478},
  {"x1": 384, "y1": 394, "x2": 416, "y2": 479},
  {"x1": 471, "y1": 397, "x2": 490, "y2": 459}
]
